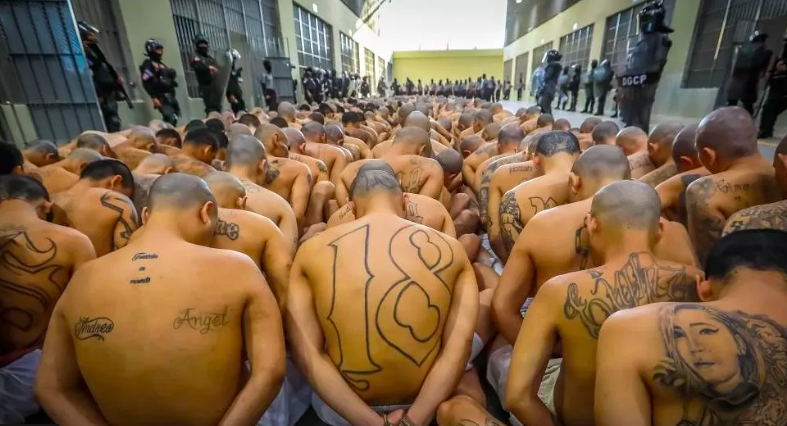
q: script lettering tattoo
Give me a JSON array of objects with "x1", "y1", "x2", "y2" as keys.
[
  {"x1": 74, "y1": 316, "x2": 115, "y2": 341},
  {"x1": 172, "y1": 306, "x2": 230, "y2": 334},
  {"x1": 563, "y1": 253, "x2": 698, "y2": 339},
  {"x1": 215, "y1": 219, "x2": 241, "y2": 241},
  {"x1": 687, "y1": 178, "x2": 723, "y2": 262},
  {"x1": 100, "y1": 192, "x2": 139, "y2": 249},
  {"x1": 529, "y1": 196, "x2": 558, "y2": 215},
  {"x1": 327, "y1": 224, "x2": 454, "y2": 391},
  {"x1": 640, "y1": 163, "x2": 677, "y2": 188},
  {"x1": 129, "y1": 252, "x2": 157, "y2": 285},
  {"x1": 0, "y1": 228, "x2": 69, "y2": 349},
  {"x1": 723, "y1": 202, "x2": 787, "y2": 236},
  {"x1": 499, "y1": 192, "x2": 523, "y2": 253},
  {"x1": 509, "y1": 164, "x2": 534, "y2": 173},
  {"x1": 652, "y1": 305, "x2": 787, "y2": 425}
]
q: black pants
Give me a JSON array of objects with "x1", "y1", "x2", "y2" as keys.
[
  {"x1": 569, "y1": 89, "x2": 579, "y2": 111},
  {"x1": 158, "y1": 95, "x2": 180, "y2": 126},
  {"x1": 200, "y1": 85, "x2": 222, "y2": 115},
  {"x1": 759, "y1": 96, "x2": 787, "y2": 136},
  {"x1": 517, "y1": 89, "x2": 523, "y2": 101},
  {"x1": 621, "y1": 84, "x2": 658, "y2": 133},
  {"x1": 539, "y1": 88, "x2": 555, "y2": 114},
  {"x1": 596, "y1": 90, "x2": 609, "y2": 115},
  {"x1": 583, "y1": 87, "x2": 595, "y2": 112},
  {"x1": 227, "y1": 91, "x2": 245, "y2": 114},
  {"x1": 100, "y1": 93, "x2": 121, "y2": 132}
]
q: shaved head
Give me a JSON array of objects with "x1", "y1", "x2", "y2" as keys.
[
  {"x1": 404, "y1": 111, "x2": 431, "y2": 133},
  {"x1": 525, "y1": 133, "x2": 543, "y2": 156},
  {"x1": 325, "y1": 124, "x2": 345, "y2": 144},
  {"x1": 227, "y1": 123, "x2": 252, "y2": 142},
  {"x1": 255, "y1": 123, "x2": 288, "y2": 152},
  {"x1": 482, "y1": 123, "x2": 502, "y2": 141},
  {"x1": 350, "y1": 161, "x2": 402, "y2": 200},
  {"x1": 474, "y1": 110, "x2": 493, "y2": 126},
  {"x1": 135, "y1": 153, "x2": 173, "y2": 174},
  {"x1": 301, "y1": 121, "x2": 326, "y2": 142},
  {"x1": 76, "y1": 132, "x2": 109, "y2": 151},
  {"x1": 148, "y1": 173, "x2": 216, "y2": 212},
  {"x1": 68, "y1": 147, "x2": 103, "y2": 164},
  {"x1": 592, "y1": 121, "x2": 620, "y2": 145},
  {"x1": 616, "y1": 127, "x2": 649, "y2": 155},
  {"x1": 696, "y1": 106, "x2": 758, "y2": 160},
  {"x1": 499, "y1": 123, "x2": 525, "y2": 147},
  {"x1": 226, "y1": 134, "x2": 266, "y2": 169},
  {"x1": 572, "y1": 145, "x2": 631, "y2": 181},
  {"x1": 461, "y1": 135, "x2": 485, "y2": 156},
  {"x1": 25, "y1": 139, "x2": 59, "y2": 156},
  {"x1": 393, "y1": 127, "x2": 431, "y2": 150},
  {"x1": 580, "y1": 117, "x2": 602, "y2": 134},
  {"x1": 203, "y1": 171, "x2": 246, "y2": 208},
  {"x1": 282, "y1": 127, "x2": 306, "y2": 150},
  {"x1": 536, "y1": 114, "x2": 554, "y2": 128},
  {"x1": 648, "y1": 122, "x2": 684, "y2": 150},
  {"x1": 148, "y1": 119, "x2": 171, "y2": 133},
  {"x1": 458, "y1": 112, "x2": 474, "y2": 129},
  {"x1": 591, "y1": 180, "x2": 661, "y2": 231},
  {"x1": 553, "y1": 119, "x2": 571, "y2": 131},
  {"x1": 536, "y1": 131, "x2": 581, "y2": 157},
  {"x1": 277, "y1": 102, "x2": 296, "y2": 120},
  {"x1": 436, "y1": 149, "x2": 463, "y2": 174},
  {"x1": 671, "y1": 124, "x2": 699, "y2": 163},
  {"x1": 398, "y1": 103, "x2": 416, "y2": 120}
]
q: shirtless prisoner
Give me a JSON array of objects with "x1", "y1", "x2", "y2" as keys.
[
  {"x1": 503, "y1": 181, "x2": 701, "y2": 426},
  {"x1": 638, "y1": 123, "x2": 684, "y2": 187},
  {"x1": 0, "y1": 176, "x2": 95, "y2": 423},
  {"x1": 301, "y1": 122, "x2": 348, "y2": 185},
  {"x1": 654, "y1": 124, "x2": 709, "y2": 225},
  {"x1": 617, "y1": 126, "x2": 655, "y2": 180},
  {"x1": 34, "y1": 173, "x2": 285, "y2": 426},
  {"x1": 596, "y1": 230, "x2": 787, "y2": 426},
  {"x1": 287, "y1": 163, "x2": 478, "y2": 426}
]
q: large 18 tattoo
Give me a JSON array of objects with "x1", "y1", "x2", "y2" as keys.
[
  {"x1": 499, "y1": 192, "x2": 523, "y2": 252},
  {"x1": 0, "y1": 226, "x2": 69, "y2": 348},
  {"x1": 653, "y1": 305, "x2": 787, "y2": 425},
  {"x1": 100, "y1": 192, "x2": 139, "y2": 249},
  {"x1": 723, "y1": 202, "x2": 787, "y2": 236},
  {"x1": 563, "y1": 253, "x2": 698, "y2": 339},
  {"x1": 326, "y1": 224, "x2": 454, "y2": 391}
]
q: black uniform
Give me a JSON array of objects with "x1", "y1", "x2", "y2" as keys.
[
  {"x1": 261, "y1": 60, "x2": 278, "y2": 112},
  {"x1": 759, "y1": 58, "x2": 787, "y2": 138},
  {"x1": 582, "y1": 61, "x2": 598, "y2": 113},
  {"x1": 728, "y1": 33, "x2": 773, "y2": 115},
  {"x1": 86, "y1": 47, "x2": 121, "y2": 132},
  {"x1": 619, "y1": 1, "x2": 673, "y2": 133},
  {"x1": 594, "y1": 61, "x2": 614, "y2": 115},
  {"x1": 140, "y1": 58, "x2": 180, "y2": 126},
  {"x1": 302, "y1": 70, "x2": 316, "y2": 104},
  {"x1": 539, "y1": 51, "x2": 562, "y2": 114},
  {"x1": 517, "y1": 77, "x2": 524, "y2": 101},
  {"x1": 191, "y1": 49, "x2": 220, "y2": 114},
  {"x1": 226, "y1": 57, "x2": 245, "y2": 114},
  {"x1": 568, "y1": 65, "x2": 581, "y2": 112}
]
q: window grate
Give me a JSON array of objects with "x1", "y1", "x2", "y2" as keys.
[
  {"x1": 602, "y1": 0, "x2": 675, "y2": 75},
  {"x1": 559, "y1": 23, "x2": 594, "y2": 71},
  {"x1": 364, "y1": 47, "x2": 375, "y2": 82},
  {"x1": 514, "y1": 51, "x2": 529, "y2": 84},
  {"x1": 340, "y1": 31, "x2": 359, "y2": 75},
  {"x1": 294, "y1": 4, "x2": 333, "y2": 71},
  {"x1": 503, "y1": 59, "x2": 513, "y2": 83},
  {"x1": 532, "y1": 41, "x2": 554, "y2": 75}
]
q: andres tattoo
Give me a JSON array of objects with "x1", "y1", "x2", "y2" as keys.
[
  {"x1": 173, "y1": 306, "x2": 230, "y2": 334},
  {"x1": 74, "y1": 316, "x2": 115, "y2": 341},
  {"x1": 563, "y1": 253, "x2": 698, "y2": 339},
  {"x1": 215, "y1": 219, "x2": 241, "y2": 241},
  {"x1": 653, "y1": 305, "x2": 787, "y2": 425}
]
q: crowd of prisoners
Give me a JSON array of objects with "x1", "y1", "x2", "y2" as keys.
[{"x1": 1, "y1": 95, "x2": 787, "y2": 426}]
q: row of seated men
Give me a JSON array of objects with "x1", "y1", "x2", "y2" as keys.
[{"x1": 0, "y1": 95, "x2": 786, "y2": 426}]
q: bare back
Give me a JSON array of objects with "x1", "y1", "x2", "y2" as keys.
[
  {"x1": 239, "y1": 179, "x2": 298, "y2": 252},
  {"x1": 296, "y1": 215, "x2": 467, "y2": 405},
  {"x1": 628, "y1": 152, "x2": 656, "y2": 180},
  {"x1": 0, "y1": 219, "x2": 93, "y2": 359},
  {"x1": 499, "y1": 173, "x2": 570, "y2": 252},
  {"x1": 57, "y1": 241, "x2": 259, "y2": 426},
  {"x1": 262, "y1": 157, "x2": 311, "y2": 205},
  {"x1": 291, "y1": 153, "x2": 329, "y2": 183},
  {"x1": 327, "y1": 193, "x2": 455, "y2": 237}
]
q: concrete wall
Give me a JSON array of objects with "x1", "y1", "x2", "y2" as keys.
[
  {"x1": 392, "y1": 49, "x2": 504, "y2": 84},
  {"x1": 503, "y1": 0, "x2": 713, "y2": 121}
]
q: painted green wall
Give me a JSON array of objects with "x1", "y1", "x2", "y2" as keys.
[{"x1": 392, "y1": 50, "x2": 504, "y2": 84}]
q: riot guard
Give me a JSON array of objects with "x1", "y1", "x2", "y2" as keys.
[
  {"x1": 190, "y1": 34, "x2": 221, "y2": 114},
  {"x1": 594, "y1": 60, "x2": 614, "y2": 115},
  {"x1": 728, "y1": 31, "x2": 773, "y2": 115},
  {"x1": 538, "y1": 49, "x2": 562, "y2": 114},
  {"x1": 139, "y1": 39, "x2": 180, "y2": 126},
  {"x1": 226, "y1": 49, "x2": 246, "y2": 114}
]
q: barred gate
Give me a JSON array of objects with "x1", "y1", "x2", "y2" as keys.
[{"x1": 0, "y1": 0, "x2": 103, "y2": 145}]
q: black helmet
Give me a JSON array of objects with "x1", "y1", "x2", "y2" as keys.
[
  {"x1": 77, "y1": 21, "x2": 99, "y2": 40},
  {"x1": 544, "y1": 49, "x2": 562, "y2": 63},
  {"x1": 263, "y1": 59, "x2": 273, "y2": 73},
  {"x1": 193, "y1": 34, "x2": 209, "y2": 47},
  {"x1": 144, "y1": 39, "x2": 163, "y2": 56},
  {"x1": 638, "y1": 1, "x2": 673, "y2": 34},
  {"x1": 749, "y1": 31, "x2": 768, "y2": 43},
  {"x1": 590, "y1": 59, "x2": 599, "y2": 68}
]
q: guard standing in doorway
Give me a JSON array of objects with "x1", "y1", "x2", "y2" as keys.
[
  {"x1": 538, "y1": 49, "x2": 562, "y2": 114},
  {"x1": 728, "y1": 31, "x2": 773, "y2": 115},
  {"x1": 139, "y1": 39, "x2": 180, "y2": 126},
  {"x1": 619, "y1": 0, "x2": 673, "y2": 133},
  {"x1": 758, "y1": 33, "x2": 787, "y2": 139},
  {"x1": 190, "y1": 34, "x2": 220, "y2": 114},
  {"x1": 226, "y1": 49, "x2": 245, "y2": 114},
  {"x1": 79, "y1": 21, "x2": 132, "y2": 132}
]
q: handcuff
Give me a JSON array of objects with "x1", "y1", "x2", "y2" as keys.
[{"x1": 382, "y1": 413, "x2": 418, "y2": 426}]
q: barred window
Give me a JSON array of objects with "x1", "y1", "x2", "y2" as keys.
[
  {"x1": 0, "y1": 0, "x2": 104, "y2": 141},
  {"x1": 365, "y1": 48, "x2": 376, "y2": 82},
  {"x1": 602, "y1": 0, "x2": 675, "y2": 75},
  {"x1": 340, "y1": 32, "x2": 359, "y2": 75},
  {"x1": 532, "y1": 41, "x2": 553, "y2": 75},
  {"x1": 514, "y1": 51, "x2": 529, "y2": 84},
  {"x1": 294, "y1": 4, "x2": 333, "y2": 71},
  {"x1": 559, "y1": 24, "x2": 594, "y2": 70},
  {"x1": 684, "y1": 0, "x2": 787, "y2": 89},
  {"x1": 503, "y1": 59, "x2": 513, "y2": 83},
  {"x1": 71, "y1": 0, "x2": 137, "y2": 100},
  {"x1": 378, "y1": 56, "x2": 385, "y2": 82},
  {"x1": 170, "y1": 0, "x2": 283, "y2": 100}
]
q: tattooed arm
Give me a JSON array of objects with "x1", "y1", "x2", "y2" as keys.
[
  {"x1": 406, "y1": 249, "x2": 479, "y2": 426},
  {"x1": 100, "y1": 192, "x2": 140, "y2": 252},
  {"x1": 219, "y1": 256, "x2": 285, "y2": 426},
  {"x1": 686, "y1": 178, "x2": 724, "y2": 263},
  {"x1": 505, "y1": 281, "x2": 561, "y2": 426},
  {"x1": 35, "y1": 294, "x2": 110, "y2": 425},
  {"x1": 290, "y1": 170, "x2": 311, "y2": 231},
  {"x1": 594, "y1": 311, "x2": 652, "y2": 426},
  {"x1": 286, "y1": 248, "x2": 385, "y2": 426},
  {"x1": 495, "y1": 191, "x2": 523, "y2": 260}
]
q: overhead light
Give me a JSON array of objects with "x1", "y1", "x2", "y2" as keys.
[
  {"x1": 312, "y1": 3, "x2": 318, "y2": 13},
  {"x1": 573, "y1": 23, "x2": 578, "y2": 30},
  {"x1": 516, "y1": 0, "x2": 523, "y2": 3}
]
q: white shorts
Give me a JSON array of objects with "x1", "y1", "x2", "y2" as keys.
[
  {"x1": 466, "y1": 333, "x2": 484, "y2": 371},
  {"x1": 479, "y1": 234, "x2": 504, "y2": 275},
  {"x1": 0, "y1": 350, "x2": 42, "y2": 424},
  {"x1": 312, "y1": 392, "x2": 409, "y2": 426},
  {"x1": 486, "y1": 345, "x2": 561, "y2": 426},
  {"x1": 256, "y1": 356, "x2": 312, "y2": 426}
]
